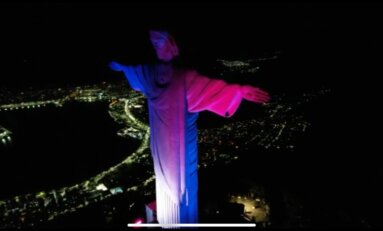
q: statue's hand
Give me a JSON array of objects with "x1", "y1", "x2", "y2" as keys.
[
  {"x1": 240, "y1": 85, "x2": 270, "y2": 104},
  {"x1": 109, "y1": 61, "x2": 123, "y2": 71}
]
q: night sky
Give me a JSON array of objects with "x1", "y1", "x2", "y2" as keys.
[
  {"x1": 0, "y1": 2, "x2": 382, "y2": 228},
  {"x1": 0, "y1": 3, "x2": 379, "y2": 87}
]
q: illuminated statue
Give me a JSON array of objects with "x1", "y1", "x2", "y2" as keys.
[{"x1": 109, "y1": 30, "x2": 270, "y2": 225}]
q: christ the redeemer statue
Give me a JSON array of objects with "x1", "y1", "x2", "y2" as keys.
[{"x1": 109, "y1": 30, "x2": 270, "y2": 225}]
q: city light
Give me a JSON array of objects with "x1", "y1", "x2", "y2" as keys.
[
  {"x1": 96, "y1": 184, "x2": 108, "y2": 191},
  {"x1": 0, "y1": 75, "x2": 330, "y2": 228}
]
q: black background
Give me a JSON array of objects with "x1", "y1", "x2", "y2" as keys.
[{"x1": 0, "y1": 2, "x2": 381, "y2": 228}]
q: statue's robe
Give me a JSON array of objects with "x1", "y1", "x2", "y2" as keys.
[{"x1": 121, "y1": 62, "x2": 243, "y2": 224}]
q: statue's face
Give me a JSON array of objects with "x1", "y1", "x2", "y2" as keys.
[{"x1": 149, "y1": 30, "x2": 179, "y2": 62}]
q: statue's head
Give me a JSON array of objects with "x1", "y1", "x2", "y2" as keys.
[{"x1": 149, "y1": 30, "x2": 180, "y2": 62}]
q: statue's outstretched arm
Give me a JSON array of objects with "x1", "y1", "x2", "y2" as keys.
[
  {"x1": 240, "y1": 85, "x2": 270, "y2": 104},
  {"x1": 186, "y1": 70, "x2": 270, "y2": 117},
  {"x1": 109, "y1": 61, "x2": 124, "y2": 72}
]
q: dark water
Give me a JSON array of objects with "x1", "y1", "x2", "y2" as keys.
[{"x1": 0, "y1": 102, "x2": 140, "y2": 199}]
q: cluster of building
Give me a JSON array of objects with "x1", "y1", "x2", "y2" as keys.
[
  {"x1": 0, "y1": 178, "x2": 125, "y2": 228},
  {"x1": 0, "y1": 81, "x2": 132, "y2": 112}
]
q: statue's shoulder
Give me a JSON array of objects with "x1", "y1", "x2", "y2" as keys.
[{"x1": 181, "y1": 68, "x2": 198, "y2": 77}]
